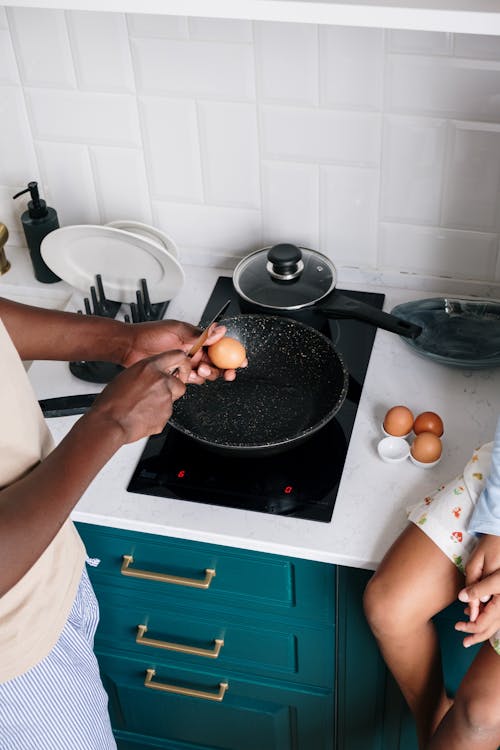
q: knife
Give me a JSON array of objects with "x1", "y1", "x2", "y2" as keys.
[
  {"x1": 39, "y1": 300, "x2": 232, "y2": 418},
  {"x1": 170, "y1": 299, "x2": 231, "y2": 375}
]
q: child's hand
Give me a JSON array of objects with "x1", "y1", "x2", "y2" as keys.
[
  {"x1": 456, "y1": 569, "x2": 500, "y2": 647},
  {"x1": 460, "y1": 534, "x2": 500, "y2": 623}
]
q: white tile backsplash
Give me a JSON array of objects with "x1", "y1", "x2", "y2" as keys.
[
  {"x1": 198, "y1": 101, "x2": 260, "y2": 207},
  {"x1": 0, "y1": 87, "x2": 39, "y2": 185},
  {"x1": 261, "y1": 161, "x2": 319, "y2": 248},
  {"x1": 131, "y1": 38, "x2": 256, "y2": 99},
  {"x1": 67, "y1": 11, "x2": 135, "y2": 93},
  {"x1": 255, "y1": 22, "x2": 318, "y2": 105},
  {"x1": 1, "y1": 8, "x2": 500, "y2": 287},
  {"x1": 381, "y1": 116, "x2": 447, "y2": 225},
  {"x1": 454, "y1": 34, "x2": 500, "y2": 61},
  {"x1": 90, "y1": 146, "x2": 152, "y2": 224},
  {"x1": 319, "y1": 26, "x2": 384, "y2": 110},
  {"x1": 127, "y1": 13, "x2": 188, "y2": 39},
  {"x1": 441, "y1": 121, "x2": 500, "y2": 232},
  {"x1": 0, "y1": 28, "x2": 19, "y2": 84},
  {"x1": 26, "y1": 89, "x2": 141, "y2": 146},
  {"x1": 35, "y1": 141, "x2": 98, "y2": 226},
  {"x1": 379, "y1": 223, "x2": 498, "y2": 280},
  {"x1": 388, "y1": 29, "x2": 452, "y2": 56},
  {"x1": 153, "y1": 201, "x2": 261, "y2": 263},
  {"x1": 261, "y1": 106, "x2": 381, "y2": 166},
  {"x1": 7, "y1": 8, "x2": 76, "y2": 88},
  {"x1": 386, "y1": 55, "x2": 500, "y2": 122},
  {"x1": 139, "y1": 96, "x2": 203, "y2": 202},
  {"x1": 321, "y1": 165, "x2": 379, "y2": 267},
  {"x1": 188, "y1": 17, "x2": 252, "y2": 43}
]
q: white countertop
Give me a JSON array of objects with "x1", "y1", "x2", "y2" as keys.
[{"x1": 9, "y1": 263, "x2": 500, "y2": 571}]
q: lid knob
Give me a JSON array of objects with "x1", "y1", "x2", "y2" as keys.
[{"x1": 266, "y1": 243, "x2": 304, "y2": 281}]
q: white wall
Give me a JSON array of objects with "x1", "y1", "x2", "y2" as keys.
[{"x1": 1, "y1": 7, "x2": 500, "y2": 283}]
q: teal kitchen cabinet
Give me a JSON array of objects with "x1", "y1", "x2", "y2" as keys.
[
  {"x1": 77, "y1": 523, "x2": 336, "y2": 750},
  {"x1": 78, "y1": 523, "x2": 483, "y2": 749}
]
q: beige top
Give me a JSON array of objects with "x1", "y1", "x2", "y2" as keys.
[{"x1": 0, "y1": 316, "x2": 85, "y2": 683}]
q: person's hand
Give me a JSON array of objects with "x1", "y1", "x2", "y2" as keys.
[
  {"x1": 454, "y1": 534, "x2": 500, "y2": 646},
  {"x1": 90, "y1": 349, "x2": 192, "y2": 444},
  {"x1": 455, "y1": 568, "x2": 500, "y2": 648},
  {"x1": 460, "y1": 535, "x2": 500, "y2": 623},
  {"x1": 121, "y1": 319, "x2": 247, "y2": 382}
]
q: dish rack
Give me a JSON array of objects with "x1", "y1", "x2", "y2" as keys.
[{"x1": 69, "y1": 275, "x2": 169, "y2": 384}]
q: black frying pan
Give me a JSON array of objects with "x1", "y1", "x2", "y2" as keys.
[
  {"x1": 38, "y1": 315, "x2": 349, "y2": 454},
  {"x1": 169, "y1": 314, "x2": 349, "y2": 456}
]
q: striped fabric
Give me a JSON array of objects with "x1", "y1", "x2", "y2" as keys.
[{"x1": 0, "y1": 566, "x2": 116, "y2": 750}]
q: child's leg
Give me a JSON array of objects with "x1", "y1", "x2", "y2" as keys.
[
  {"x1": 364, "y1": 523, "x2": 464, "y2": 749},
  {"x1": 428, "y1": 642, "x2": 500, "y2": 749}
]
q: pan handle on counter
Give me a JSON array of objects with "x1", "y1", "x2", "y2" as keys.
[
  {"x1": 320, "y1": 292, "x2": 422, "y2": 339},
  {"x1": 39, "y1": 393, "x2": 98, "y2": 418}
]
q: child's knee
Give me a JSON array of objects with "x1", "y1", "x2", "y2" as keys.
[
  {"x1": 363, "y1": 573, "x2": 400, "y2": 636},
  {"x1": 363, "y1": 571, "x2": 421, "y2": 638},
  {"x1": 453, "y1": 690, "x2": 500, "y2": 740}
]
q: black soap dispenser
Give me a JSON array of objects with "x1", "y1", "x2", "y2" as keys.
[{"x1": 13, "y1": 181, "x2": 61, "y2": 283}]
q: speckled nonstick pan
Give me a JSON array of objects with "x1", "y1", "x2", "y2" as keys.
[{"x1": 169, "y1": 315, "x2": 349, "y2": 456}]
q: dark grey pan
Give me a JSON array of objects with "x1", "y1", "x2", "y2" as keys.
[{"x1": 391, "y1": 297, "x2": 500, "y2": 368}]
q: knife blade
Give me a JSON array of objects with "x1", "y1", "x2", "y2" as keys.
[
  {"x1": 187, "y1": 299, "x2": 231, "y2": 357},
  {"x1": 170, "y1": 299, "x2": 231, "y2": 375}
]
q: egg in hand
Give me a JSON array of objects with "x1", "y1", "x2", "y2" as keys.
[{"x1": 207, "y1": 336, "x2": 247, "y2": 370}]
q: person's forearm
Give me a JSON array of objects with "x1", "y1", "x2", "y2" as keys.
[
  {"x1": 0, "y1": 409, "x2": 125, "y2": 596},
  {"x1": 0, "y1": 297, "x2": 131, "y2": 363}
]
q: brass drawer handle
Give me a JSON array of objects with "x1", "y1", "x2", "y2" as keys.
[
  {"x1": 121, "y1": 555, "x2": 216, "y2": 589},
  {"x1": 144, "y1": 668, "x2": 228, "y2": 702},
  {"x1": 136, "y1": 625, "x2": 224, "y2": 659}
]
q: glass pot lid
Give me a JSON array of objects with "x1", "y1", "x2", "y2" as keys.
[{"x1": 233, "y1": 244, "x2": 337, "y2": 310}]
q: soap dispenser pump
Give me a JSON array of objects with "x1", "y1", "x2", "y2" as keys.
[{"x1": 13, "y1": 181, "x2": 60, "y2": 283}]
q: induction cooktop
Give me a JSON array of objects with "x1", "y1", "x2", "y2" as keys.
[{"x1": 127, "y1": 277, "x2": 384, "y2": 522}]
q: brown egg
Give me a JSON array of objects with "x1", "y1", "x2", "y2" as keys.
[
  {"x1": 207, "y1": 336, "x2": 247, "y2": 369},
  {"x1": 413, "y1": 411, "x2": 444, "y2": 437},
  {"x1": 383, "y1": 405, "x2": 414, "y2": 437},
  {"x1": 411, "y1": 432, "x2": 442, "y2": 464}
]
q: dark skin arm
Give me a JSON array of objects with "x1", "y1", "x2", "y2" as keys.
[
  {"x1": 0, "y1": 296, "x2": 246, "y2": 380},
  {"x1": 0, "y1": 298, "x2": 246, "y2": 596}
]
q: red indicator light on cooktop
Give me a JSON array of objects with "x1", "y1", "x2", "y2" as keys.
[
  {"x1": 284, "y1": 486, "x2": 293, "y2": 494},
  {"x1": 177, "y1": 469, "x2": 186, "y2": 478}
]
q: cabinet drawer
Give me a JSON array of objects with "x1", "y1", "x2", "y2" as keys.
[
  {"x1": 93, "y1": 588, "x2": 334, "y2": 689},
  {"x1": 98, "y1": 650, "x2": 334, "y2": 750},
  {"x1": 78, "y1": 523, "x2": 335, "y2": 623}
]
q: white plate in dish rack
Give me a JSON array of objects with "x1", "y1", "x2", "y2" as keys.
[
  {"x1": 106, "y1": 220, "x2": 180, "y2": 259},
  {"x1": 41, "y1": 225, "x2": 184, "y2": 304}
]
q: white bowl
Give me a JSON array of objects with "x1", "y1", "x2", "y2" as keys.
[
  {"x1": 377, "y1": 436, "x2": 410, "y2": 463},
  {"x1": 409, "y1": 453, "x2": 442, "y2": 469}
]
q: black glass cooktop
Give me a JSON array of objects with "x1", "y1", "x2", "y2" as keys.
[{"x1": 127, "y1": 277, "x2": 384, "y2": 522}]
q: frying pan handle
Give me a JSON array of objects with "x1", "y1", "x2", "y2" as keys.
[{"x1": 320, "y1": 293, "x2": 422, "y2": 339}]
